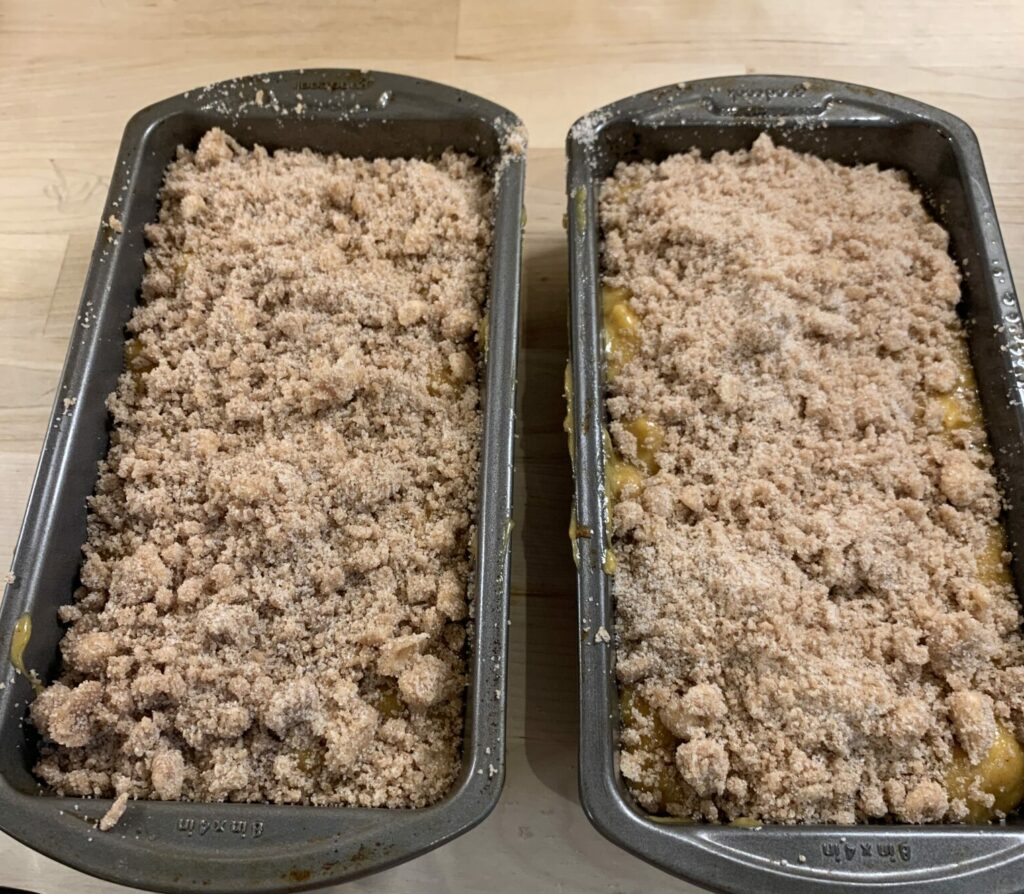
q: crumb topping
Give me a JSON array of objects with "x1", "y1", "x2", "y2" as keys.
[
  {"x1": 32, "y1": 128, "x2": 492, "y2": 807},
  {"x1": 602, "y1": 134, "x2": 1024, "y2": 824}
]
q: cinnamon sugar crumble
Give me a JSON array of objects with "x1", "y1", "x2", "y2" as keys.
[
  {"x1": 32, "y1": 129, "x2": 492, "y2": 808},
  {"x1": 602, "y1": 135, "x2": 1024, "y2": 824},
  {"x1": 98, "y1": 790, "x2": 129, "y2": 831}
]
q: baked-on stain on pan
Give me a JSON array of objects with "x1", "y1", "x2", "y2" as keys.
[
  {"x1": 0, "y1": 69, "x2": 525, "y2": 894},
  {"x1": 567, "y1": 75, "x2": 1024, "y2": 893}
]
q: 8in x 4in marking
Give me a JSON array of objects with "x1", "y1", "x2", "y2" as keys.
[{"x1": 176, "y1": 818, "x2": 264, "y2": 839}]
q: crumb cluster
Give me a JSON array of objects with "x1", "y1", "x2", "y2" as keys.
[
  {"x1": 602, "y1": 134, "x2": 1024, "y2": 823},
  {"x1": 32, "y1": 129, "x2": 492, "y2": 808}
]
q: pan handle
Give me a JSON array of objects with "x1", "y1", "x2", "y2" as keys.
[
  {"x1": 684, "y1": 824, "x2": 1024, "y2": 892},
  {"x1": 624, "y1": 75, "x2": 920, "y2": 126},
  {"x1": 697, "y1": 77, "x2": 834, "y2": 118},
  {"x1": 585, "y1": 787, "x2": 1024, "y2": 894}
]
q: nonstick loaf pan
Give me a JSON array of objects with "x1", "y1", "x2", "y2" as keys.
[
  {"x1": 567, "y1": 74, "x2": 1024, "y2": 894},
  {"x1": 0, "y1": 69, "x2": 525, "y2": 894}
]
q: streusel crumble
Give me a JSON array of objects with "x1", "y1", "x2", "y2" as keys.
[
  {"x1": 32, "y1": 129, "x2": 491, "y2": 809},
  {"x1": 602, "y1": 134, "x2": 1024, "y2": 824}
]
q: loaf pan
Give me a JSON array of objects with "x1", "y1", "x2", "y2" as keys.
[
  {"x1": 0, "y1": 69, "x2": 525, "y2": 894},
  {"x1": 567, "y1": 75, "x2": 1024, "y2": 893}
]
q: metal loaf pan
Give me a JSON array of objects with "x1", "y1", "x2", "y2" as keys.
[
  {"x1": 567, "y1": 75, "x2": 1024, "y2": 893},
  {"x1": 0, "y1": 70, "x2": 525, "y2": 893}
]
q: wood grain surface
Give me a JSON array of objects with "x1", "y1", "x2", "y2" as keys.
[{"x1": 1, "y1": 2, "x2": 1023, "y2": 891}]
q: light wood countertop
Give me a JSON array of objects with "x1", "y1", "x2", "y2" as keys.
[{"x1": 1, "y1": 2, "x2": 1023, "y2": 891}]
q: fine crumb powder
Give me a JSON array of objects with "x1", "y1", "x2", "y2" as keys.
[
  {"x1": 602, "y1": 134, "x2": 1024, "y2": 824},
  {"x1": 32, "y1": 129, "x2": 492, "y2": 808}
]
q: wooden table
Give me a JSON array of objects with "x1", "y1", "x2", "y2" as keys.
[{"x1": 2, "y1": 2, "x2": 1023, "y2": 891}]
